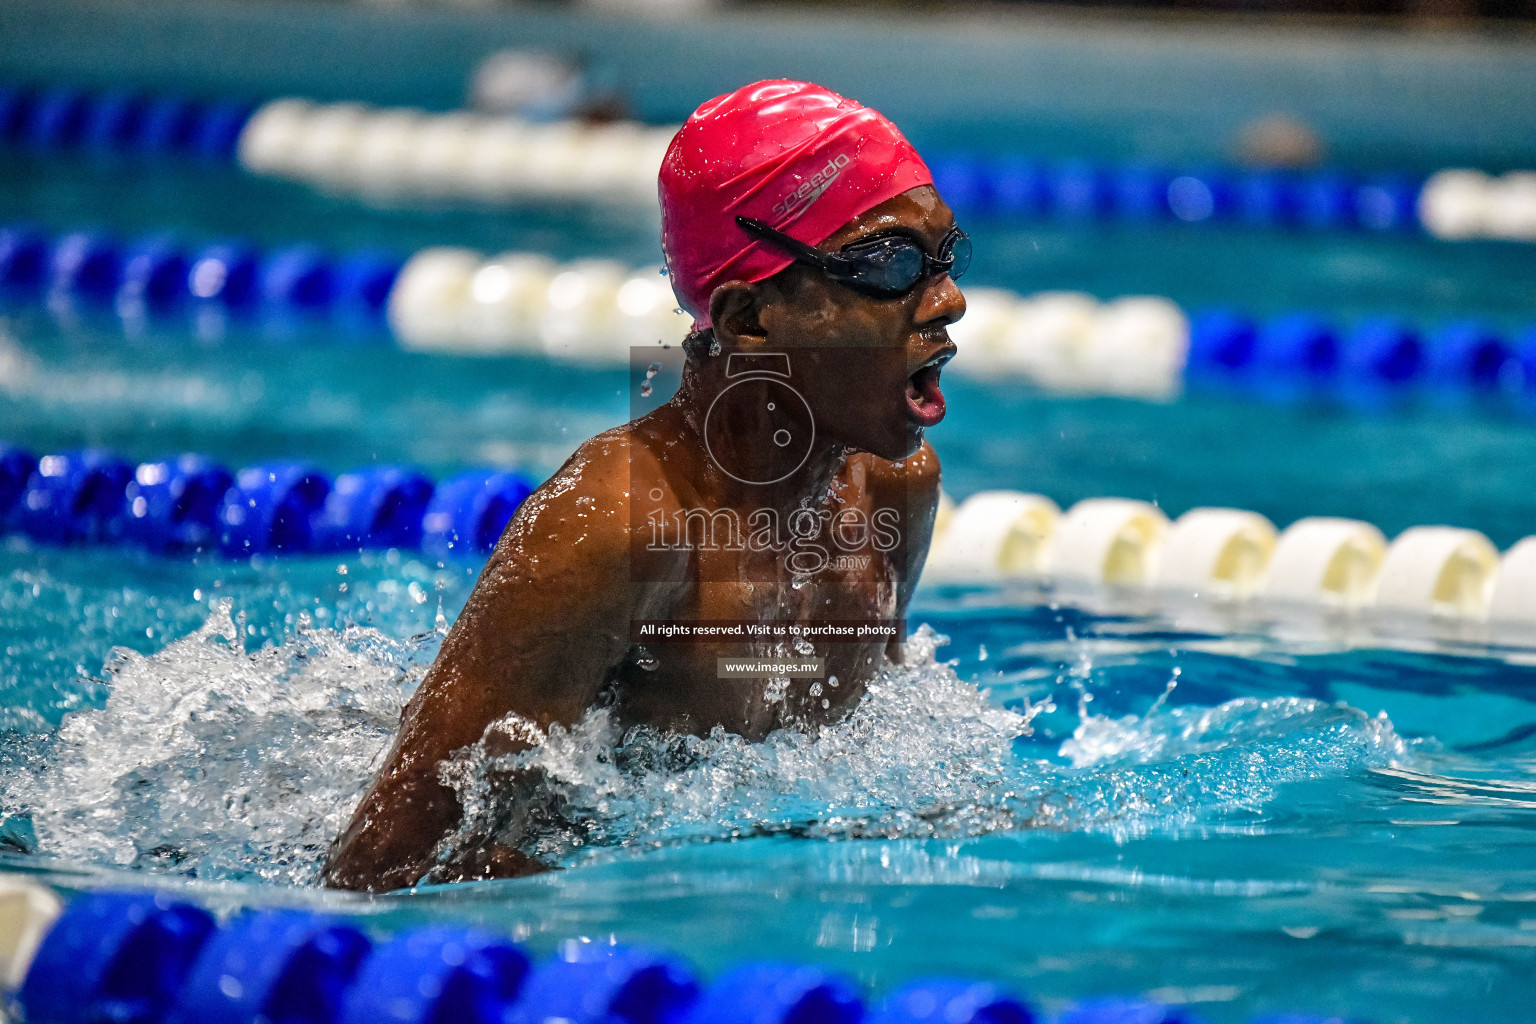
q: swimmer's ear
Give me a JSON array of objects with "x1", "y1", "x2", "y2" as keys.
[{"x1": 708, "y1": 283, "x2": 767, "y2": 350}]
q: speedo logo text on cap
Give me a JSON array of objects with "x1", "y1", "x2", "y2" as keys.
[{"x1": 771, "y1": 153, "x2": 853, "y2": 220}]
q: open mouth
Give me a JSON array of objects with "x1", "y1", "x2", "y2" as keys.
[{"x1": 905, "y1": 349, "x2": 952, "y2": 428}]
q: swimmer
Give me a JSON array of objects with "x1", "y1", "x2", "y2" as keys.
[{"x1": 324, "y1": 81, "x2": 968, "y2": 892}]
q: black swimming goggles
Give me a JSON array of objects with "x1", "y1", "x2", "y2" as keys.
[{"x1": 735, "y1": 216, "x2": 971, "y2": 299}]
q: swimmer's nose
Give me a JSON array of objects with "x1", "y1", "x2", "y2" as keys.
[{"x1": 915, "y1": 270, "x2": 966, "y2": 331}]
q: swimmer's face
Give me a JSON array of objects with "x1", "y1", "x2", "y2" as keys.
[{"x1": 711, "y1": 185, "x2": 966, "y2": 461}]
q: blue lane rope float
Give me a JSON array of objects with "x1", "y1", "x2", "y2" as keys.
[
  {"x1": 338, "y1": 927, "x2": 529, "y2": 1024},
  {"x1": 509, "y1": 944, "x2": 698, "y2": 1024},
  {"x1": 0, "y1": 82, "x2": 254, "y2": 161},
  {"x1": 16, "y1": 891, "x2": 216, "y2": 1024},
  {"x1": 868, "y1": 980, "x2": 1034, "y2": 1024},
  {"x1": 0, "y1": 223, "x2": 404, "y2": 323},
  {"x1": 163, "y1": 912, "x2": 371, "y2": 1024},
  {"x1": 0, "y1": 444, "x2": 536, "y2": 560},
  {"x1": 6, "y1": 885, "x2": 1369, "y2": 1024},
  {"x1": 13, "y1": 450, "x2": 135, "y2": 547},
  {"x1": 928, "y1": 155, "x2": 1425, "y2": 234},
  {"x1": 691, "y1": 963, "x2": 865, "y2": 1024},
  {"x1": 1185, "y1": 309, "x2": 1530, "y2": 393}
]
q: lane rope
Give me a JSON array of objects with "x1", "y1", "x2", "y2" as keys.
[
  {"x1": 8, "y1": 84, "x2": 1536, "y2": 242},
  {"x1": 0, "y1": 444, "x2": 534, "y2": 560},
  {"x1": 1, "y1": 438, "x2": 1533, "y2": 625},
  {"x1": 927, "y1": 489, "x2": 1535, "y2": 625},
  {"x1": 7, "y1": 223, "x2": 1536, "y2": 400},
  {"x1": 1, "y1": 877, "x2": 1378, "y2": 1024}
]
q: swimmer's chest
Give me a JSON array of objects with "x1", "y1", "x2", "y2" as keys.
[{"x1": 615, "y1": 449, "x2": 920, "y2": 737}]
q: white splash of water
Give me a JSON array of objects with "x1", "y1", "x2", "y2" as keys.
[
  {"x1": 1, "y1": 616, "x2": 1411, "y2": 884},
  {"x1": 1060, "y1": 690, "x2": 1405, "y2": 771},
  {"x1": 435, "y1": 625, "x2": 1038, "y2": 863},
  {"x1": 441, "y1": 626, "x2": 1410, "y2": 865},
  {"x1": 3, "y1": 601, "x2": 427, "y2": 884},
  {"x1": 439, "y1": 626, "x2": 1406, "y2": 865}
]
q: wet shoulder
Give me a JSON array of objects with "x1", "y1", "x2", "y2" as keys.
[{"x1": 489, "y1": 424, "x2": 640, "y2": 568}]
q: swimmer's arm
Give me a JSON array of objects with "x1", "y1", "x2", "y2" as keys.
[
  {"x1": 323, "y1": 446, "x2": 637, "y2": 892},
  {"x1": 883, "y1": 440, "x2": 941, "y2": 664}
]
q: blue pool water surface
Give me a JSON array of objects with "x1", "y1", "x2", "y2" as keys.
[
  {"x1": 0, "y1": 324, "x2": 1533, "y2": 1023},
  {"x1": 3, "y1": 8, "x2": 1536, "y2": 1022}
]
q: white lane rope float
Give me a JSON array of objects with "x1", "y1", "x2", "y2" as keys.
[
  {"x1": 236, "y1": 98, "x2": 677, "y2": 207},
  {"x1": 386, "y1": 248, "x2": 1193, "y2": 397},
  {"x1": 926, "y1": 489, "x2": 1536, "y2": 627},
  {"x1": 230, "y1": 99, "x2": 1536, "y2": 245}
]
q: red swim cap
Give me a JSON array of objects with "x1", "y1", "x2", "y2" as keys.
[{"x1": 659, "y1": 80, "x2": 933, "y2": 331}]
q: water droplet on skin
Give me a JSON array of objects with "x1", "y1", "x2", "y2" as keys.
[
  {"x1": 828, "y1": 675, "x2": 839, "y2": 688},
  {"x1": 809, "y1": 681, "x2": 823, "y2": 696},
  {"x1": 821, "y1": 699, "x2": 830, "y2": 709},
  {"x1": 708, "y1": 338, "x2": 722, "y2": 356},
  {"x1": 634, "y1": 646, "x2": 659, "y2": 671},
  {"x1": 794, "y1": 637, "x2": 814, "y2": 655}
]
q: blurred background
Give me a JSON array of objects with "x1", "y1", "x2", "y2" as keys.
[{"x1": 4, "y1": 6, "x2": 1536, "y2": 1024}]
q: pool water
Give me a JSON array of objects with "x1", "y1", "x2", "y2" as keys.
[
  {"x1": 0, "y1": 321, "x2": 1534, "y2": 1021},
  {"x1": 3, "y1": 11, "x2": 1536, "y2": 1021}
]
